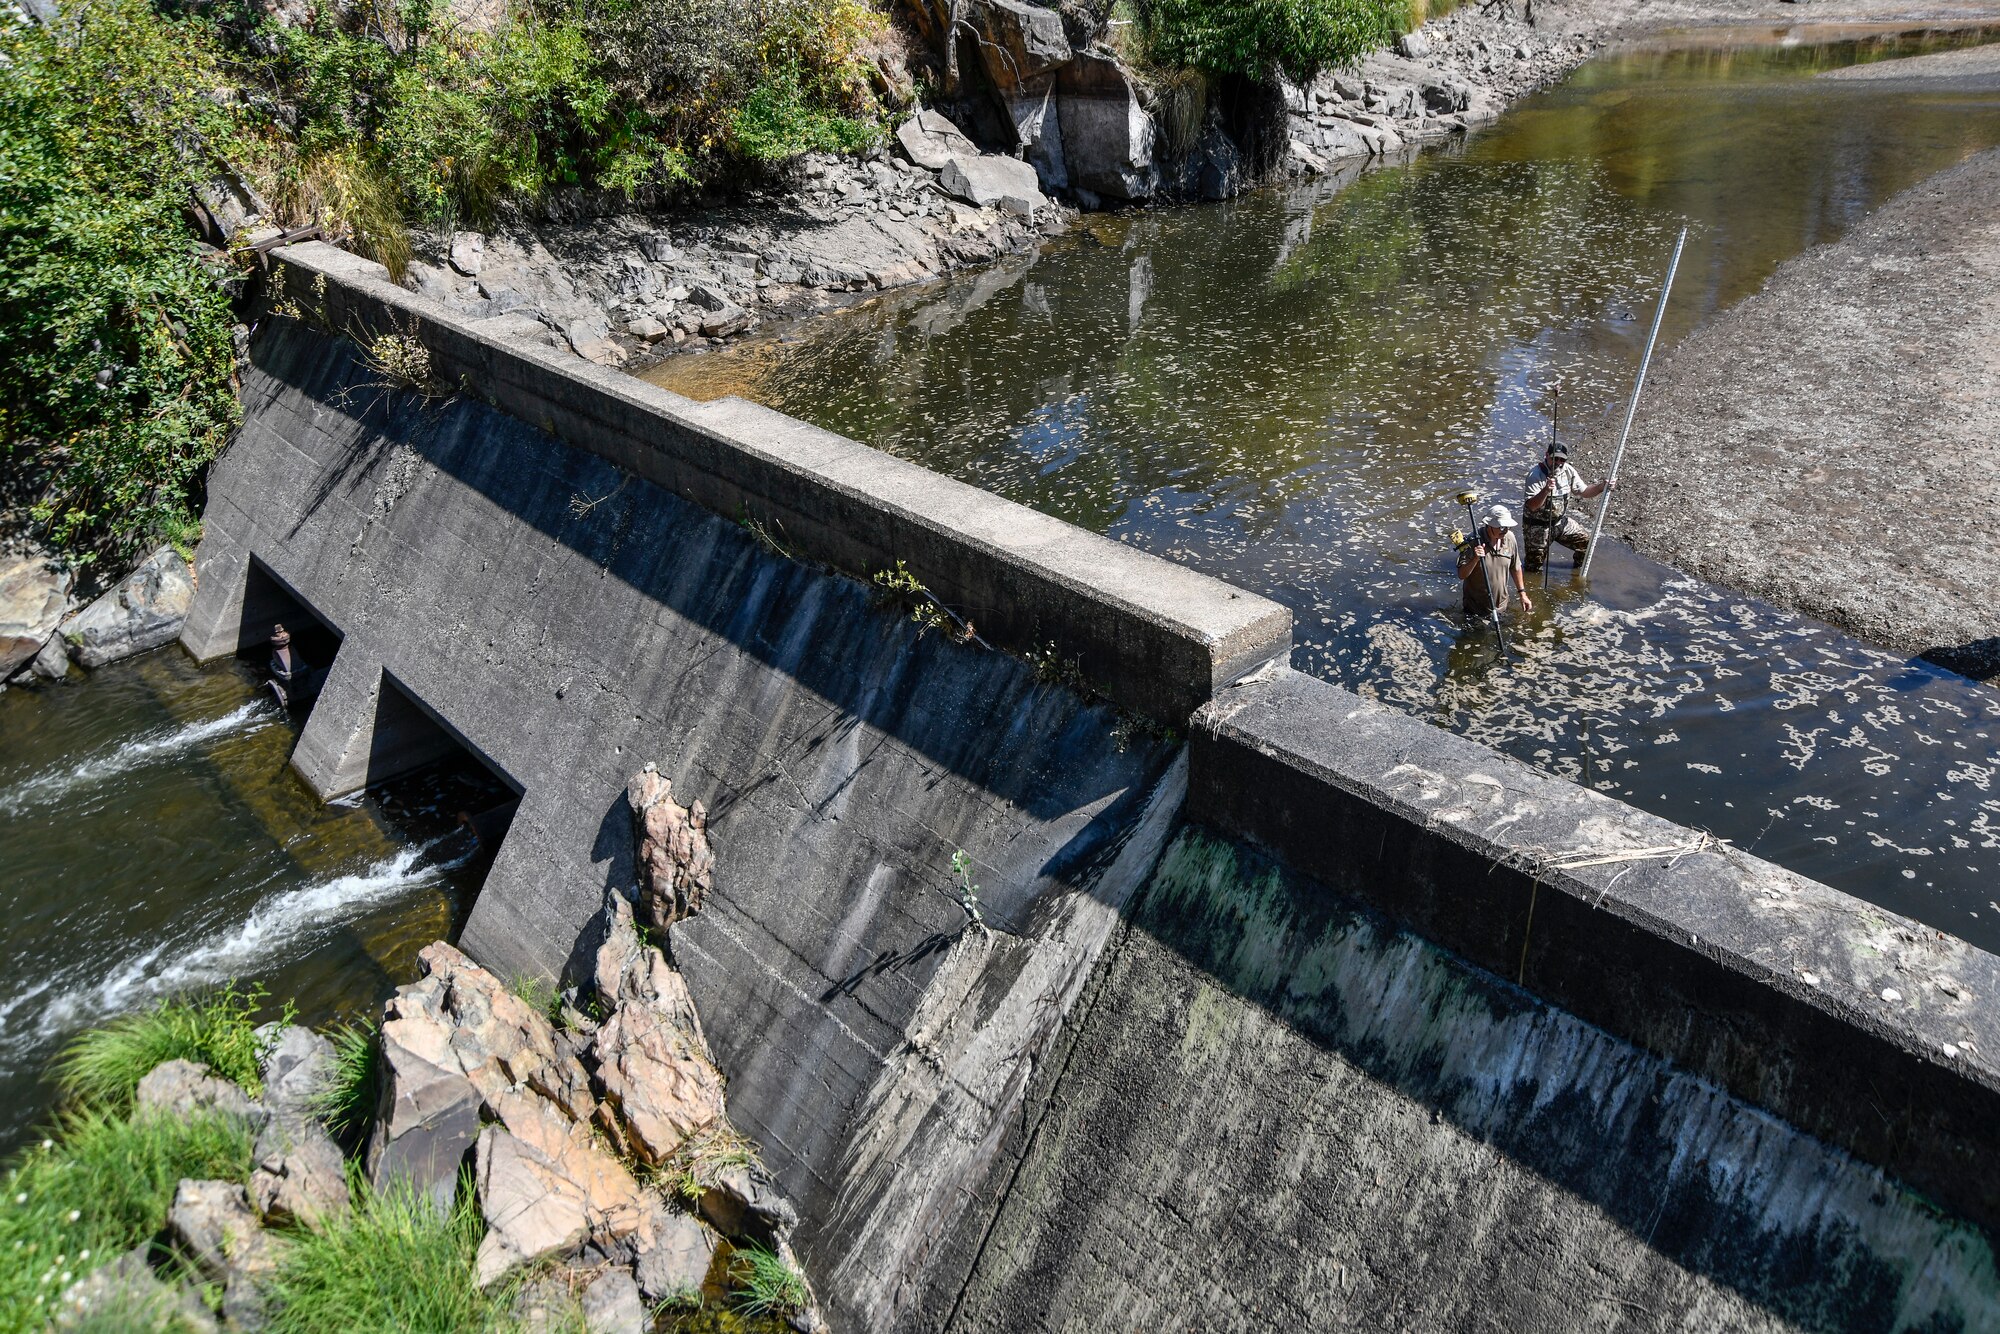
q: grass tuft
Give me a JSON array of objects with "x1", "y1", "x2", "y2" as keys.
[
  {"x1": 0, "y1": 1108, "x2": 256, "y2": 1330},
  {"x1": 727, "y1": 1244, "x2": 808, "y2": 1318},
  {"x1": 311, "y1": 1021, "x2": 380, "y2": 1143},
  {"x1": 55, "y1": 984, "x2": 279, "y2": 1112},
  {"x1": 263, "y1": 1171, "x2": 501, "y2": 1334},
  {"x1": 658, "y1": 1124, "x2": 758, "y2": 1207}
]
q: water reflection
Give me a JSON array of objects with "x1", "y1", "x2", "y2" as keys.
[{"x1": 645, "y1": 25, "x2": 2000, "y2": 948}]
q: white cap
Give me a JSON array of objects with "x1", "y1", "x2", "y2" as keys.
[{"x1": 1484, "y1": 504, "x2": 1516, "y2": 529}]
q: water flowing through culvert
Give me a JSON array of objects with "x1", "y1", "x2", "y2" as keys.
[
  {"x1": 0, "y1": 651, "x2": 507, "y2": 1149},
  {"x1": 643, "y1": 22, "x2": 2000, "y2": 951}
]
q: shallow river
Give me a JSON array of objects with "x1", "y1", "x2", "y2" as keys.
[
  {"x1": 0, "y1": 652, "x2": 504, "y2": 1147},
  {"x1": 646, "y1": 23, "x2": 2000, "y2": 952}
]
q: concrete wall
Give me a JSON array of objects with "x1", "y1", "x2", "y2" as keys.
[
  {"x1": 949, "y1": 829, "x2": 2000, "y2": 1331},
  {"x1": 252, "y1": 244, "x2": 1291, "y2": 726},
  {"x1": 182, "y1": 309, "x2": 1212, "y2": 1329},
  {"x1": 1190, "y1": 667, "x2": 2000, "y2": 1238}
]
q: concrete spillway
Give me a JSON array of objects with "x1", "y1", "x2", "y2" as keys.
[{"x1": 181, "y1": 244, "x2": 2000, "y2": 1329}]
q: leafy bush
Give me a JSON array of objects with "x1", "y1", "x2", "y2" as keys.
[
  {"x1": 55, "y1": 985, "x2": 278, "y2": 1112},
  {"x1": 1132, "y1": 0, "x2": 1406, "y2": 84},
  {"x1": 0, "y1": 0, "x2": 245, "y2": 561},
  {"x1": 732, "y1": 65, "x2": 879, "y2": 162},
  {"x1": 262, "y1": 1173, "x2": 499, "y2": 1334},
  {"x1": 0, "y1": 1109, "x2": 255, "y2": 1331}
]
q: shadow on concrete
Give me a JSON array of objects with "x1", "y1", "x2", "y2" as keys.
[{"x1": 253, "y1": 320, "x2": 1166, "y2": 838}]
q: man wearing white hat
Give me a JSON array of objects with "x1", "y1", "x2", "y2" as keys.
[{"x1": 1456, "y1": 504, "x2": 1532, "y2": 616}]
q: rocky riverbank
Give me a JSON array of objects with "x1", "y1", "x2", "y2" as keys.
[
  {"x1": 383, "y1": 0, "x2": 1625, "y2": 378},
  {"x1": 1606, "y1": 142, "x2": 2000, "y2": 682},
  {"x1": 28, "y1": 767, "x2": 824, "y2": 1333}
]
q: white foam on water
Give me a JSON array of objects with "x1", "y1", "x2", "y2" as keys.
[
  {"x1": 9, "y1": 842, "x2": 461, "y2": 1056},
  {"x1": 0, "y1": 701, "x2": 274, "y2": 817}
]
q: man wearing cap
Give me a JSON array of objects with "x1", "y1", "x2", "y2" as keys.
[
  {"x1": 1523, "y1": 442, "x2": 1613, "y2": 571},
  {"x1": 1457, "y1": 505, "x2": 1532, "y2": 616}
]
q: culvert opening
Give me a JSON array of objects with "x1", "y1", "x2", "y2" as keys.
[
  {"x1": 357, "y1": 672, "x2": 521, "y2": 899},
  {"x1": 233, "y1": 557, "x2": 341, "y2": 712}
]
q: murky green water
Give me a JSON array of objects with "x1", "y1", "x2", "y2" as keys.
[
  {"x1": 646, "y1": 25, "x2": 2000, "y2": 949},
  {"x1": 0, "y1": 652, "x2": 504, "y2": 1149}
]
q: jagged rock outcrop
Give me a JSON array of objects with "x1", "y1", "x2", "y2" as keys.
[
  {"x1": 627, "y1": 764, "x2": 714, "y2": 930},
  {"x1": 473, "y1": 1089, "x2": 649, "y2": 1285},
  {"x1": 250, "y1": 1118, "x2": 349, "y2": 1227},
  {"x1": 367, "y1": 941, "x2": 595, "y2": 1212},
  {"x1": 588, "y1": 891, "x2": 726, "y2": 1166}
]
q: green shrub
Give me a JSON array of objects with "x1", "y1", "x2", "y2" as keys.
[
  {"x1": 263, "y1": 1173, "x2": 499, "y2": 1334},
  {"x1": 55, "y1": 984, "x2": 278, "y2": 1112},
  {"x1": 732, "y1": 64, "x2": 879, "y2": 161},
  {"x1": 0, "y1": 0, "x2": 246, "y2": 561},
  {"x1": 1132, "y1": 0, "x2": 1406, "y2": 84},
  {"x1": 0, "y1": 1109, "x2": 255, "y2": 1332}
]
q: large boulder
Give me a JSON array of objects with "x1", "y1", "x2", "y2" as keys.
[
  {"x1": 966, "y1": 0, "x2": 1071, "y2": 93},
  {"x1": 369, "y1": 941, "x2": 596, "y2": 1212},
  {"x1": 579, "y1": 1268, "x2": 648, "y2": 1334},
  {"x1": 895, "y1": 109, "x2": 978, "y2": 171},
  {"x1": 0, "y1": 555, "x2": 71, "y2": 678},
  {"x1": 627, "y1": 764, "x2": 714, "y2": 930},
  {"x1": 696, "y1": 1161, "x2": 800, "y2": 1249},
  {"x1": 66, "y1": 546, "x2": 195, "y2": 669},
  {"x1": 473, "y1": 1090, "x2": 649, "y2": 1286},
  {"x1": 257, "y1": 1024, "x2": 335, "y2": 1130},
  {"x1": 1055, "y1": 52, "x2": 1159, "y2": 200},
  {"x1": 251, "y1": 1118, "x2": 350, "y2": 1227},
  {"x1": 939, "y1": 154, "x2": 1048, "y2": 216},
  {"x1": 632, "y1": 1205, "x2": 719, "y2": 1304},
  {"x1": 167, "y1": 1179, "x2": 283, "y2": 1329}
]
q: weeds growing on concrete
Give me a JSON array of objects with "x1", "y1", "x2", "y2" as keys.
[
  {"x1": 728, "y1": 1244, "x2": 808, "y2": 1318},
  {"x1": 55, "y1": 984, "x2": 279, "y2": 1112},
  {"x1": 872, "y1": 561, "x2": 984, "y2": 645},
  {"x1": 736, "y1": 504, "x2": 794, "y2": 561},
  {"x1": 0, "y1": 1108, "x2": 255, "y2": 1329},
  {"x1": 948, "y1": 850, "x2": 986, "y2": 932},
  {"x1": 264, "y1": 1171, "x2": 501, "y2": 1334},
  {"x1": 659, "y1": 1124, "x2": 759, "y2": 1206}
]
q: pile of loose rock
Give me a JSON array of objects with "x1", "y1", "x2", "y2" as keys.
[
  {"x1": 0, "y1": 544, "x2": 196, "y2": 692},
  {"x1": 399, "y1": 111, "x2": 1061, "y2": 371},
  {"x1": 53, "y1": 768, "x2": 823, "y2": 1333},
  {"x1": 1284, "y1": 11, "x2": 1607, "y2": 174}
]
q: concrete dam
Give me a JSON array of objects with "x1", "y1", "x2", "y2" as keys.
[{"x1": 182, "y1": 243, "x2": 2000, "y2": 1330}]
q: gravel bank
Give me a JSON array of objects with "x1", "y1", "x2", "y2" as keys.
[
  {"x1": 1820, "y1": 38, "x2": 2000, "y2": 82},
  {"x1": 1605, "y1": 146, "x2": 2000, "y2": 680}
]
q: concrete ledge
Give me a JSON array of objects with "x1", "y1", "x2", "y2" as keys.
[
  {"x1": 1190, "y1": 667, "x2": 2000, "y2": 1234},
  {"x1": 263, "y1": 244, "x2": 1291, "y2": 723}
]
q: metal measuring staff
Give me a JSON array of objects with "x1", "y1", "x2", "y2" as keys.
[{"x1": 1581, "y1": 225, "x2": 1688, "y2": 579}]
